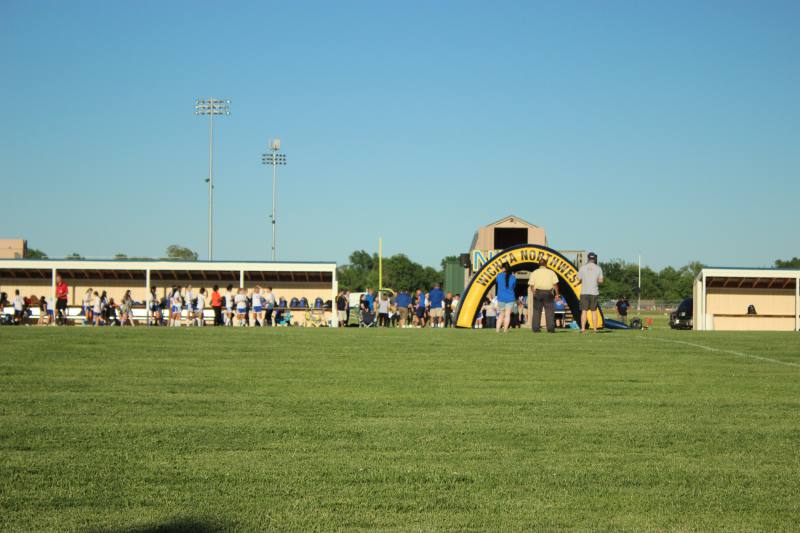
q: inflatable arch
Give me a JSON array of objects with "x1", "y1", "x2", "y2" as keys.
[{"x1": 454, "y1": 243, "x2": 604, "y2": 329}]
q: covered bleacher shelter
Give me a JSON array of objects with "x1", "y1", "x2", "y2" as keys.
[
  {"x1": 693, "y1": 267, "x2": 800, "y2": 331},
  {"x1": 0, "y1": 259, "x2": 338, "y2": 327}
]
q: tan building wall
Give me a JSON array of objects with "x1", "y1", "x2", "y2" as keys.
[
  {"x1": 0, "y1": 240, "x2": 26, "y2": 259},
  {"x1": 470, "y1": 215, "x2": 546, "y2": 252},
  {"x1": 706, "y1": 288, "x2": 795, "y2": 316}
]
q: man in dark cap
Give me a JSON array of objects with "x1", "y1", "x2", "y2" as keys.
[{"x1": 577, "y1": 252, "x2": 604, "y2": 333}]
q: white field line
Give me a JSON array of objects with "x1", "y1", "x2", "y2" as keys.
[{"x1": 644, "y1": 336, "x2": 800, "y2": 369}]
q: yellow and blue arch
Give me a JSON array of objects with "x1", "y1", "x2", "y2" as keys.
[{"x1": 454, "y1": 243, "x2": 604, "y2": 329}]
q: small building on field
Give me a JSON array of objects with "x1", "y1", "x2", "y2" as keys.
[
  {"x1": 693, "y1": 267, "x2": 800, "y2": 331},
  {"x1": 0, "y1": 259, "x2": 338, "y2": 326}
]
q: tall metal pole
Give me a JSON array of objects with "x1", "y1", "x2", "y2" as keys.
[
  {"x1": 272, "y1": 154, "x2": 277, "y2": 261},
  {"x1": 262, "y1": 141, "x2": 285, "y2": 261},
  {"x1": 208, "y1": 109, "x2": 214, "y2": 260},
  {"x1": 195, "y1": 98, "x2": 229, "y2": 261}
]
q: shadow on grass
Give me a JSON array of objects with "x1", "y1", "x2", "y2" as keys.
[{"x1": 96, "y1": 517, "x2": 230, "y2": 533}]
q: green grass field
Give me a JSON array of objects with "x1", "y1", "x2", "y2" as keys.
[{"x1": 2, "y1": 327, "x2": 799, "y2": 531}]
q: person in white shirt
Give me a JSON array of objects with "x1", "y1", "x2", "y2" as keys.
[
  {"x1": 377, "y1": 293, "x2": 391, "y2": 327},
  {"x1": 183, "y1": 285, "x2": 194, "y2": 327},
  {"x1": 263, "y1": 287, "x2": 276, "y2": 327},
  {"x1": 170, "y1": 287, "x2": 183, "y2": 327},
  {"x1": 194, "y1": 287, "x2": 206, "y2": 327},
  {"x1": 82, "y1": 288, "x2": 93, "y2": 325},
  {"x1": 92, "y1": 291, "x2": 103, "y2": 326},
  {"x1": 13, "y1": 290, "x2": 25, "y2": 325},
  {"x1": 251, "y1": 286, "x2": 264, "y2": 327},
  {"x1": 224, "y1": 284, "x2": 234, "y2": 326},
  {"x1": 234, "y1": 288, "x2": 248, "y2": 326}
]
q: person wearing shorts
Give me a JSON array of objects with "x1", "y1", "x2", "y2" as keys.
[
  {"x1": 495, "y1": 263, "x2": 517, "y2": 333},
  {"x1": 170, "y1": 287, "x2": 183, "y2": 327},
  {"x1": 234, "y1": 288, "x2": 248, "y2": 326},
  {"x1": 428, "y1": 284, "x2": 445, "y2": 328},
  {"x1": 395, "y1": 290, "x2": 411, "y2": 327},
  {"x1": 578, "y1": 252, "x2": 604, "y2": 333},
  {"x1": 336, "y1": 290, "x2": 348, "y2": 327},
  {"x1": 149, "y1": 286, "x2": 161, "y2": 326},
  {"x1": 195, "y1": 288, "x2": 206, "y2": 327},
  {"x1": 413, "y1": 289, "x2": 426, "y2": 328},
  {"x1": 183, "y1": 285, "x2": 194, "y2": 327},
  {"x1": 264, "y1": 287, "x2": 276, "y2": 327},
  {"x1": 251, "y1": 286, "x2": 264, "y2": 327}
]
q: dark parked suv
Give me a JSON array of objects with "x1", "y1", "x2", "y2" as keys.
[{"x1": 670, "y1": 298, "x2": 693, "y2": 330}]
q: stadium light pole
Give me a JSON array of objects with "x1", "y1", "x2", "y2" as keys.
[
  {"x1": 195, "y1": 98, "x2": 230, "y2": 260},
  {"x1": 261, "y1": 139, "x2": 286, "y2": 261}
]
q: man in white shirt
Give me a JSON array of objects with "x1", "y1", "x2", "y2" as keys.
[{"x1": 577, "y1": 252, "x2": 604, "y2": 333}]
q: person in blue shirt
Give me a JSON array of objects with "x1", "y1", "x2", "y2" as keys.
[
  {"x1": 554, "y1": 293, "x2": 567, "y2": 328},
  {"x1": 413, "y1": 289, "x2": 426, "y2": 327},
  {"x1": 495, "y1": 262, "x2": 517, "y2": 333},
  {"x1": 361, "y1": 288, "x2": 375, "y2": 314},
  {"x1": 428, "y1": 284, "x2": 445, "y2": 328},
  {"x1": 395, "y1": 290, "x2": 412, "y2": 327}
]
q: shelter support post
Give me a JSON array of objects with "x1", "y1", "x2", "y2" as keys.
[
  {"x1": 331, "y1": 266, "x2": 338, "y2": 328},
  {"x1": 51, "y1": 268, "x2": 56, "y2": 321},
  {"x1": 795, "y1": 275, "x2": 799, "y2": 332},
  {"x1": 145, "y1": 269, "x2": 151, "y2": 325},
  {"x1": 239, "y1": 270, "x2": 244, "y2": 289}
]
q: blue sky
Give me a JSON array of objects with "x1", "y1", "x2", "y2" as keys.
[{"x1": 2, "y1": 0, "x2": 798, "y2": 269}]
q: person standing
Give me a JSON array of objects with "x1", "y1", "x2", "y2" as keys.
[
  {"x1": 395, "y1": 290, "x2": 410, "y2": 327},
  {"x1": 55, "y1": 274, "x2": 68, "y2": 325},
  {"x1": 251, "y1": 286, "x2": 264, "y2": 327},
  {"x1": 428, "y1": 284, "x2": 445, "y2": 328},
  {"x1": 195, "y1": 288, "x2": 206, "y2": 326},
  {"x1": 224, "y1": 284, "x2": 234, "y2": 326},
  {"x1": 377, "y1": 292, "x2": 390, "y2": 327},
  {"x1": 336, "y1": 290, "x2": 348, "y2": 327},
  {"x1": 495, "y1": 263, "x2": 516, "y2": 333},
  {"x1": 149, "y1": 286, "x2": 161, "y2": 326},
  {"x1": 92, "y1": 291, "x2": 103, "y2": 326},
  {"x1": 211, "y1": 285, "x2": 223, "y2": 326},
  {"x1": 578, "y1": 252, "x2": 604, "y2": 333},
  {"x1": 82, "y1": 288, "x2": 93, "y2": 326},
  {"x1": 529, "y1": 258, "x2": 559, "y2": 333},
  {"x1": 444, "y1": 292, "x2": 454, "y2": 328},
  {"x1": 183, "y1": 285, "x2": 194, "y2": 327},
  {"x1": 264, "y1": 287, "x2": 277, "y2": 326}
]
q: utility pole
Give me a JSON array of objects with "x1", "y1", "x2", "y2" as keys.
[
  {"x1": 195, "y1": 98, "x2": 230, "y2": 260},
  {"x1": 261, "y1": 139, "x2": 286, "y2": 260}
]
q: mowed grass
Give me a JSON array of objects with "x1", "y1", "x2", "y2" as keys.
[{"x1": 1, "y1": 327, "x2": 799, "y2": 531}]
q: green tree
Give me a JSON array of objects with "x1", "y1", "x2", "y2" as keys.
[
  {"x1": 164, "y1": 245, "x2": 198, "y2": 261},
  {"x1": 114, "y1": 253, "x2": 128, "y2": 260},
  {"x1": 775, "y1": 257, "x2": 800, "y2": 268},
  {"x1": 24, "y1": 247, "x2": 48, "y2": 259},
  {"x1": 65, "y1": 252, "x2": 84, "y2": 260},
  {"x1": 337, "y1": 250, "x2": 444, "y2": 292}
]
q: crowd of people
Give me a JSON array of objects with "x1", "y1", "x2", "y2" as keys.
[
  {"x1": 336, "y1": 284, "x2": 461, "y2": 328},
  {"x1": 2, "y1": 253, "x2": 612, "y2": 331},
  {"x1": 0, "y1": 281, "x2": 327, "y2": 327}
]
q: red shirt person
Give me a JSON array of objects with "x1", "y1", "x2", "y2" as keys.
[{"x1": 55, "y1": 274, "x2": 68, "y2": 324}]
